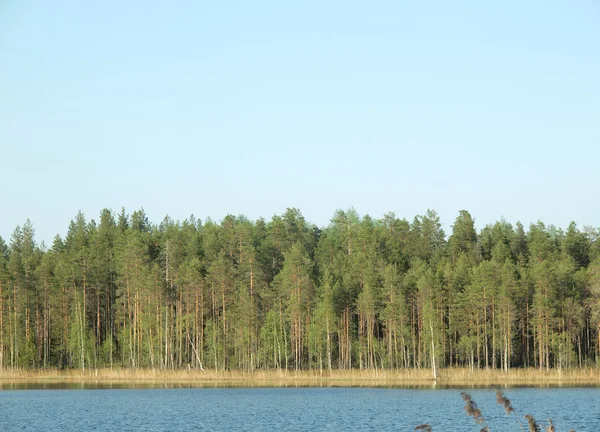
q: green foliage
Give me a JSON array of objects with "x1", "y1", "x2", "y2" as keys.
[{"x1": 1, "y1": 208, "x2": 599, "y2": 371}]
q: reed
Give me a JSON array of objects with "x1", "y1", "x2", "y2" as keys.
[
  {"x1": 0, "y1": 366, "x2": 598, "y2": 386},
  {"x1": 525, "y1": 414, "x2": 540, "y2": 432},
  {"x1": 495, "y1": 390, "x2": 514, "y2": 414},
  {"x1": 417, "y1": 391, "x2": 575, "y2": 432},
  {"x1": 496, "y1": 390, "x2": 524, "y2": 431},
  {"x1": 461, "y1": 392, "x2": 489, "y2": 431}
]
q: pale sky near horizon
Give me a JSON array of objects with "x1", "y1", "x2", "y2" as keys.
[{"x1": 1, "y1": 1, "x2": 599, "y2": 245}]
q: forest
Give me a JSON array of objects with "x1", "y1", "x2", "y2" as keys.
[{"x1": 1, "y1": 207, "x2": 599, "y2": 373}]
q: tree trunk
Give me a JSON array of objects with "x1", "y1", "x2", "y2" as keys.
[{"x1": 430, "y1": 320, "x2": 437, "y2": 380}]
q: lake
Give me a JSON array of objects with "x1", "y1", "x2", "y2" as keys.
[{"x1": 1, "y1": 386, "x2": 597, "y2": 431}]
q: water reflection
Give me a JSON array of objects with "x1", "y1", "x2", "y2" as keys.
[{"x1": 1, "y1": 380, "x2": 598, "y2": 390}]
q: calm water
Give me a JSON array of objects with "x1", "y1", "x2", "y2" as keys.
[{"x1": 1, "y1": 386, "x2": 598, "y2": 431}]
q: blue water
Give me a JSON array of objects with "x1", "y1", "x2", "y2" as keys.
[{"x1": 1, "y1": 387, "x2": 597, "y2": 431}]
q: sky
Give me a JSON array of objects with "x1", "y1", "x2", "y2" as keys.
[{"x1": 1, "y1": 1, "x2": 599, "y2": 245}]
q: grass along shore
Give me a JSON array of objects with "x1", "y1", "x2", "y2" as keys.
[{"x1": 0, "y1": 367, "x2": 598, "y2": 387}]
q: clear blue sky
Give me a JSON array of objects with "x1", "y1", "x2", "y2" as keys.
[{"x1": 1, "y1": 1, "x2": 599, "y2": 245}]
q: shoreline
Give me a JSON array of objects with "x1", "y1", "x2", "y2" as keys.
[{"x1": 0, "y1": 367, "x2": 598, "y2": 388}]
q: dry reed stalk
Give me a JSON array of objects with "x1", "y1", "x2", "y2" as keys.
[
  {"x1": 0, "y1": 366, "x2": 598, "y2": 388},
  {"x1": 461, "y1": 392, "x2": 490, "y2": 431},
  {"x1": 414, "y1": 391, "x2": 575, "y2": 432},
  {"x1": 495, "y1": 390, "x2": 514, "y2": 414},
  {"x1": 495, "y1": 390, "x2": 525, "y2": 431},
  {"x1": 525, "y1": 414, "x2": 540, "y2": 432}
]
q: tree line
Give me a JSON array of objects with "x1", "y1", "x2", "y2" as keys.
[{"x1": 1, "y1": 207, "x2": 600, "y2": 372}]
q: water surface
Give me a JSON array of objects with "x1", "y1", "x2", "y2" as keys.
[{"x1": 1, "y1": 387, "x2": 597, "y2": 431}]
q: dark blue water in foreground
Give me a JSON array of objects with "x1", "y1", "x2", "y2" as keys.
[{"x1": 1, "y1": 387, "x2": 598, "y2": 431}]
